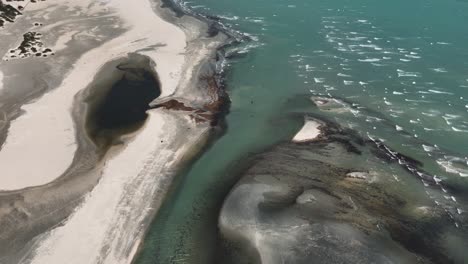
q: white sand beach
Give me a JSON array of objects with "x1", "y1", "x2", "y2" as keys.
[{"x1": 292, "y1": 118, "x2": 322, "y2": 142}]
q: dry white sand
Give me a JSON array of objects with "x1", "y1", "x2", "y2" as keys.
[
  {"x1": 292, "y1": 118, "x2": 322, "y2": 142},
  {"x1": 0, "y1": 70, "x2": 3, "y2": 92},
  {"x1": 0, "y1": 0, "x2": 185, "y2": 190}
]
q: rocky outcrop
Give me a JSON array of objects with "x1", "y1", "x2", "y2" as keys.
[
  {"x1": 0, "y1": 0, "x2": 47, "y2": 27},
  {"x1": 4, "y1": 32, "x2": 54, "y2": 60},
  {"x1": 0, "y1": 0, "x2": 21, "y2": 27}
]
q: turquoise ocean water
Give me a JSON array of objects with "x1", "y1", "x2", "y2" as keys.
[{"x1": 136, "y1": 0, "x2": 468, "y2": 262}]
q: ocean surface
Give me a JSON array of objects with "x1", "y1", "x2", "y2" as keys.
[{"x1": 136, "y1": 0, "x2": 468, "y2": 262}]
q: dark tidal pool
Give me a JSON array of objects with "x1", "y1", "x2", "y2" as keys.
[{"x1": 84, "y1": 53, "x2": 160, "y2": 148}]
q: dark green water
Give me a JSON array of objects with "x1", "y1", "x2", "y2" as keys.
[
  {"x1": 85, "y1": 54, "x2": 160, "y2": 147},
  {"x1": 136, "y1": 0, "x2": 468, "y2": 262}
]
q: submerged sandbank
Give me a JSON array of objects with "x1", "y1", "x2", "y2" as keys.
[{"x1": 218, "y1": 116, "x2": 468, "y2": 264}]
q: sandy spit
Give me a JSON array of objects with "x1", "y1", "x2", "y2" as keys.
[{"x1": 0, "y1": 0, "x2": 226, "y2": 262}]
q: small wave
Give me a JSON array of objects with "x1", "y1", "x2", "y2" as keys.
[
  {"x1": 359, "y1": 44, "x2": 383, "y2": 50},
  {"x1": 358, "y1": 58, "x2": 381, "y2": 62},
  {"x1": 314, "y1": 78, "x2": 325, "y2": 83},
  {"x1": 245, "y1": 16, "x2": 265, "y2": 24},
  {"x1": 226, "y1": 40, "x2": 264, "y2": 57},
  {"x1": 190, "y1": 5, "x2": 206, "y2": 9},
  {"x1": 431, "y1": 68, "x2": 448, "y2": 73},
  {"x1": 451, "y1": 127, "x2": 468, "y2": 133},
  {"x1": 421, "y1": 110, "x2": 440, "y2": 117},
  {"x1": 337, "y1": 73, "x2": 352, "y2": 77},
  {"x1": 344, "y1": 80, "x2": 354, "y2": 85},
  {"x1": 305, "y1": 65, "x2": 315, "y2": 71},
  {"x1": 397, "y1": 69, "x2": 421, "y2": 77},
  {"x1": 405, "y1": 99, "x2": 432, "y2": 103},
  {"x1": 218, "y1": 15, "x2": 240, "y2": 21},
  {"x1": 405, "y1": 54, "x2": 421, "y2": 59},
  {"x1": 423, "y1": 144, "x2": 437, "y2": 152},
  {"x1": 366, "y1": 116, "x2": 384, "y2": 123},
  {"x1": 442, "y1": 114, "x2": 460, "y2": 125},
  {"x1": 437, "y1": 157, "x2": 468, "y2": 177},
  {"x1": 428, "y1": 89, "x2": 453, "y2": 95},
  {"x1": 396, "y1": 125, "x2": 403, "y2": 131},
  {"x1": 347, "y1": 36, "x2": 367, "y2": 41}
]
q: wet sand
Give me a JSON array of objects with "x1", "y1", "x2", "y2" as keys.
[{"x1": 0, "y1": 0, "x2": 227, "y2": 262}]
